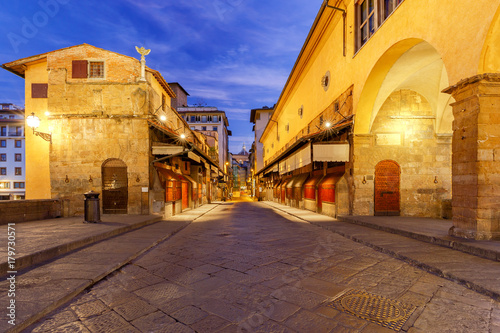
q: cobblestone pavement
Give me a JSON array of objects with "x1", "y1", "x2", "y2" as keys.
[{"x1": 28, "y1": 202, "x2": 500, "y2": 332}]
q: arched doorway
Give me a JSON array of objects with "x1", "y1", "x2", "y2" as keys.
[
  {"x1": 374, "y1": 160, "x2": 400, "y2": 216},
  {"x1": 102, "y1": 159, "x2": 128, "y2": 214}
]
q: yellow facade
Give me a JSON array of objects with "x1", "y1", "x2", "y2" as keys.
[
  {"x1": 260, "y1": 0, "x2": 500, "y2": 238},
  {"x1": 24, "y1": 61, "x2": 50, "y2": 199},
  {"x1": 262, "y1": 0, "x2": 500, "y2": 156}
]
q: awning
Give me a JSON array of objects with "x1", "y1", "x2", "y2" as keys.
[
  {"x1": 211, "y1": 165, "x2": 218, "y2": 172},
  {"x1": 187, "y1": 151, "x2": 201, "y2": 163},
  {"x1": 296, "y1": 144, "x2": 311, "y2": 169},
  {"x1": 304, "y1": 174, "x2": 323, "y2": 188},
  {"x1": 154, "y1": 162, "x2": 182, "y2": 180},
  {"x1": 183, "y1": 174, "x2": 198, "y2": 188},
  {"x1": 313, "y1": 143, "x2": 349, "y2": 162},
  {"x1": 318, "y1": 172, "x2": 344, "y2": 187},
  {"x1": 152, "y1": 145, "x2": 184, "y2": 155},
  {"x1": 292, "y1": 174, "x2": 309, "y2": 188}
]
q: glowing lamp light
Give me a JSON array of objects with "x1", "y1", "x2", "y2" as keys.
[
  {"x1": 44, "y1": 111, "x2": 50, "y2": 116},
  {"x1": 26, "y1": 112, "x2": 40, "y2": 129},
  {"x1": 26, "y1": 112, "x2": 52, "y2": 143},
  {"x1": 160, "y1": 115, "x2": 167, "y2": 121},
  {"x1": 325, "y1": 122, "x2": 332, "y2": 128},
  {"x1": 180, "y1": 134, "x2": 186, "y2": 139}
]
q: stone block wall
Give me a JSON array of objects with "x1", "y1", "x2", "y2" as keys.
[
  {"x1": 445, "y1": 74, "x2": 500, "y2": 239},
  {"x1": 352, "y1": 90, "x2": 452, "y2": 217},
  {"x1": 0, "y1": 199, "x2": 61, "y2": 224}
]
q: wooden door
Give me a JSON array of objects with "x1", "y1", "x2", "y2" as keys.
[
  {"x1": 374, "y1": 160, "x2": 400, "y2": 216},
  {"x1": 102, "y1": 159, "x2": 128, "y2": 214},
  {"x1": 182, "y1": 182, "x2": 189, "y2": 210}
]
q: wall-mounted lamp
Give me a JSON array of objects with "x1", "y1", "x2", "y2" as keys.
[
  {"x1": 434, "y1": 176, "x2": 438, "y2": 184},
  {"x1": 26, "y1": 112, "x2": 52, "y2": 143},
  {"x1": 65, "y1": 175, "x2": 70, "y2": 183},
  {"x1": 180, "y1": 133, "x2": 186, "y2": 139},
  {"x1": 160, "y1": 115, "x2": 167, "y2": 121},
  {"x1": 325, "y1": 122, "x2": 332, "y2": 129},
  {"x1": 362, "y1": 176, "x2": 367, "y2": 184},
  {"x1": 89, "y1": 175, "x2": 93, "y2": 183}
]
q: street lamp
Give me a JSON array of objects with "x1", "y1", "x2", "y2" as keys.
[{"x1": 26, "y1": 112, "x2": 52, "y2": 143}]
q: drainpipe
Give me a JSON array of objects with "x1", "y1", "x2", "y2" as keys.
[{"x1": 325, "y1": 2, "x2": 346, "y2": 57}]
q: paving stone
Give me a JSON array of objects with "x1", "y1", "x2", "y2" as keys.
[
  {"x1": 133, "y1": 282, "x2": 190, "y2": 304},
  {"x1": 71, "y1": 300, "x2": 109, "y2": 319},
  {"x1": 131, "y1": 311, "x2": 176, "y2": 332},
  {"x1": 46, "y1": 321, "x2": 91, "y2": 333},
  {"x1": 171, "y1": 305, "x2": 209, "y2": 325},
  {"x1": 194, "y1": 263, "x2": 225, "y2": 274},
  {"x1": 112, "y1": 298, "x2": 157, "y2": 321},
  {"x1": 189, "y1": 314, "x2": 232, "y2": 332},
  {"x1": 31, "y1": 310, "x2": 78, "y2": 332},
  {"x1": 82, "y1": 311, "x2": 131, "y2": 332},
  {"x1": 412, "y1": 297, "x2": 490, "y2": 332},
  {"x1": 273, "y1": 286, "x2": 328, "y2": 310},
  {"x1": 283, "y1": 309, "x2": 337, "y2": 333},
  {"x1": 297, "y1": 276, "x2": 346, "y2": 297}
]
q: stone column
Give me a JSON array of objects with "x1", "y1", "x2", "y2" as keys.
[{"x1": 443, "y1": 74, "x2": 500, "y2": 240}]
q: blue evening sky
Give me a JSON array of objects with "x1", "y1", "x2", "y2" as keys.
[{"x1": 0, "y1": 0, "x2": 323, "y2": 153}]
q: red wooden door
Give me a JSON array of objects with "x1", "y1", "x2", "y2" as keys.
[
  {"x1": 374, "y1": 160, "x2": 400, "y2": 216},
  {"x1": 182, "y1": 182, "x2": 189, "y2": 210}
]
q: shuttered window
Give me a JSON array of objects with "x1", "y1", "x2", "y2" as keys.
[
  {"x1": 72, "y1": 60, "x2": 88, "y2": 78},
  {"x1": 31, "y1": 83, "x2": 48, "y2": 98}
]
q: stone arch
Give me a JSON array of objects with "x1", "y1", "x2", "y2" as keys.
[
  {"x1": 355, "y1": 39, "x2": 454, "y2": 135},
  {"x1": 479, "y1": 6, "x2": 500, "y2": 73}
]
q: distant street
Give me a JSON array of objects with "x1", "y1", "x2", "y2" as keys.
[{"x1": 29, "y1": 202, "x2": 498, "y2": 332}]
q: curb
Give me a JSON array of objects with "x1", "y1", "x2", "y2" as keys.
[
  {"x1": 337, "y1": 216, "x2": 500, "y2": 262},
  {"x1": 0, "y1": 216, "x2": 163, "y2": 277}
]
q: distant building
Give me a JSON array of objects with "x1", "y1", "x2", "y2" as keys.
[
  {"x1": 250, "y1": 106, "x2": 274, "y2": 199},
  {"x1": 0, "y1": 103, "x2": 25, "y2": 200},
  {"x1": 232, "y1": 144, "x2": 251, "y2": 191},
  {"x1": 177, "y1": 106, "x2": 231, "y2": 170},
  {"x1": 169, "y1": 82, "x2": 189, "y2": 110}
]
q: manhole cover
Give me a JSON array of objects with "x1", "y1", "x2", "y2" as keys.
[{"x1": 325, "y1": 289, "x2": 416, "y2": 331}]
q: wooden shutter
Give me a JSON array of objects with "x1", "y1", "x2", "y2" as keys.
[
  {"x1": 31, "y1": 83, "x2": 48, "y2": 98},
  {"x1": 72, "y1": 60, "x2": 88, "y2": 78}
]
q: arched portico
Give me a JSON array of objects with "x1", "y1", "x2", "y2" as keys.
[{"x1": 352, "y1": 40, "x2": 453, "y2": 218}]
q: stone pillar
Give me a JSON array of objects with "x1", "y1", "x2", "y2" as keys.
[{"x1": 444, "y1": 74, "x2": 500, "y2": 240}]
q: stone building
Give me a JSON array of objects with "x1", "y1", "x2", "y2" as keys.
[
  {"x1": 0, "y1": 103, "x2": 25, "y2": 200},
  {"x1": 250, "y1": 106, "x2": 273, "y2": 199},
  {"x1": 177, "y1": 106, "x2": 231, "y2": 170},
  {"x1": 2, "y1": 44, "x2": 221, "y2": 217},
  {"x1": 257, "y1": 0, "x2": 500, "y2": 239}
]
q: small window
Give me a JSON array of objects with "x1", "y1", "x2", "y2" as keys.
[
  {"x1": 32, "y1": 83, "x2": 48, "y2": 98},
  {"x1": 190, "y1": 116, "x2": 196, "y2": 122},
  {"x1": 15, "y1": 140, "x2": 21, "y2": 148},
  {"x1": 89, "y1": 61, "x2": 105, "y2": 78},
  {"x1": 190, "y1": 126, "x2": 195, "y2": 130},
  {"x1": 162, "y1": 94, "x2": 166, "y2": 111},
  {"x1": 14, "y1": 182, "x2": 25, "y2": 189},
  {"x1": 0, "y1": 182, "x2": 10, "y2": 189},
  {"x1": 213, "y1": 126, "x2": 217, "y2": 131},
  {"x1": 15, "y1": 167, "x2": 22, "y2": 175},
  {"x1": 202, "y1": 126, "x2": 207, "y2": 131},
  {"x1": 0, "y1": 140, "x2": 6, "y2": 148},
  {"x1": 0, "y1": 154, "x2": 6, "y2": 162},
  {"x1": 256, "y1": 113, "x2": 261, "y2": 121},
  {"x1": 0, "y1": 168, "x2": 6, "y2": 175},
  {"x1": 0, "y1": 127, "x2": 5, "y2": 136},
  {"x1": 16, "y1": 127, "x2": 22, "y2": 136},
  {"x1": 201, "y1": 116, "x2": 207, "y2": 123},
  {"x1": 15, "y1": 154, "x2": 21, "y2": 162},
  {"x1": 208, "y1": 116, "x2": 212, "y2": 122}
]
